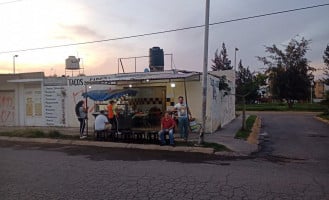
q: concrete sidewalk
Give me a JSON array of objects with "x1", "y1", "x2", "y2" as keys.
[
  {"x1": 0, "y1": 116, "x2": 260, "y2": 156},
  {"x1": 189, "y1": 116, "x2": 259, "y2": 156}
]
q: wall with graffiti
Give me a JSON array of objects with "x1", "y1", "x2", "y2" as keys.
[
  {"x1": 66, "y1": 75, "x2": 118, "y2": 128},
  {"x1": 0, "y1": 91, "x2": 15, "y2": 126},
  {"x1": 207, "y1": 70, "x2": 235, "y2": 133}
]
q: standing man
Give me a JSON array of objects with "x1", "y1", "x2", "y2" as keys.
[
  {"x1": 174, "y1": 96, "x2": 191, "y2": 141},
  {"x1": 107, "y1": 100, "x2": 117, "y2": 130}
]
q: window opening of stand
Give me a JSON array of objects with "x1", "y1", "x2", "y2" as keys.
[{"x1": 82, "y1": 85, "x2": 166, "y2": 132}]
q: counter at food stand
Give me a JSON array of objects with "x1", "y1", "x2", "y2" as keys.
[{"x1": 132, "y1": 112, "x2": 151, "y2": 128}]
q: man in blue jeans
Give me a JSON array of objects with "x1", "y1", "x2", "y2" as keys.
[
  {"x1": 158, "y1": 111, "x2": 176, "y2": 146},
  {"x1": 174, "y1": 96, "x2": 191, "y2": 141}
]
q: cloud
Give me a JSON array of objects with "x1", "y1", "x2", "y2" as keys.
[{"x1": 54, "y1": 24, "x2": 104, "y2": 41}]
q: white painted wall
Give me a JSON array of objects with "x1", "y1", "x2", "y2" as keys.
[
  {"x1": 206, "y1": 70, "x2": 235, "y2": 133},
  {"x1": 0, "y1": 79, "x2": 43, "y2": 126}
]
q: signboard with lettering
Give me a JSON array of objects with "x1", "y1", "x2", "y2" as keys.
[{"x1": 44, "y1": 86, "x2": 66, "y2": 126}]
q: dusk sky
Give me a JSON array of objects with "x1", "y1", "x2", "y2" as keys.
[{"x1": 0, "y1": 0, "x2": 328, "y2": 78}]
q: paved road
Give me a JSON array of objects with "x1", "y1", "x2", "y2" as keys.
[
  {"x1": 1, "y1": 112, "x2": 328, "y2": 200},
  {"x1": 255, "y1": 112, "x2": 329, "y2": 163}
]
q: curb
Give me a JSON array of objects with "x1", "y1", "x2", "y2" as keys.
[
  {"x1": 245, "y1": 116, "x2": 262, "y2": 154},
  {"x1": 314, "y1": 116, "x2": 329, "y2": 125},
  {"x1": 247, "y1": 116, "x2": 261, "y2": 145},
  {"x1": 0, "y1": 136, "x2": 215, "y2": 155}
]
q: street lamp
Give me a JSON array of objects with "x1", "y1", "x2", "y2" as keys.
[
  {"x1": 234, "y1": 48, "x2": 239, "y2": 71},
  {"x1": 13, "y1": 55, "x2": 18, "y2": 74}
]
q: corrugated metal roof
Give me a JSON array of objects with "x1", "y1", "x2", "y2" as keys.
[{"x1": 85, "y1": 70, "x2": 201, "y2": 85}]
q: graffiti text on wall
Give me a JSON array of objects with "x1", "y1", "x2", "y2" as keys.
[{"x1": 0, "y1": 93, "x2": 15, "y2": 124}]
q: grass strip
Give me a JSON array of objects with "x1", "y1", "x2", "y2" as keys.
[
  {"x1": 235, "y1": 115, "x2": 257, "y2": 140},
  {"x1": 0, "y1": 129, "x2": 78, "y2": 139},
  {"x1": 236, "y1": 103, "x2": 326, "y2": 112},
  {"x1": 317, "y1": 113, "x2": 329, "y2": 121}
]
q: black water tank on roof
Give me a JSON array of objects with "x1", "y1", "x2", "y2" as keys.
[{"x1": 149, "y1": 47, "x2": 164, "y2": 72}]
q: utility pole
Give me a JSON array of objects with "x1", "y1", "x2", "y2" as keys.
[
  {"x1": 234, "y1": 48, "x2": 239, "y2": 99},
  {"x1": 199, "y1": 0, "x2": 210, "y2": 145},
  {"x1": 234, "y1": 48, "x2": 239, "y2": 71}
]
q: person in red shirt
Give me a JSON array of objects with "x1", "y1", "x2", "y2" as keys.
[{"x1": 158, "y1": 111, "x2": 176, "y2": 146}]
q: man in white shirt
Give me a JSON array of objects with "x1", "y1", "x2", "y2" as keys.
[
  {"x1": 95, "y1": 110, "x2": 111, "y2": 131},
  {"x1": 174, "y1": 96, "x2": 191, "y2": 140}
]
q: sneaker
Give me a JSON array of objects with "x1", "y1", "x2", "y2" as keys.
[
  {"x1": 170, "y1": 144, "x2": 175, "y2": 147},
  {"x1": 80, "y1": 136, "x2": 87, "y2": 139},
  {"x1": 160, "y1": 143, "x2": 165, "y2": 146},
  {"x1": 117, "y1": 132, "x2": 122, "y2": 135}
]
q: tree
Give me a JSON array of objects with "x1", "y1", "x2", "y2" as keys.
[
  {"x1": 211, "y1": 43, "x2": 232, "y2": 71},
  {"x1": 257, "y1": 37, "x2": 314, "y2": 108},
  {"x1": 323, "y1": 44, "x2": 329, "y2": 84},
  {"x1": 235, "y1": 60, "x2": 262, "y2": 130},
  {"x1": 235, "y1": 60, "x2": 261, "y2": 104}
]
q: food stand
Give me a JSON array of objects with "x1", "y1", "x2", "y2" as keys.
[
  {"x1": 81, "y1": 71, "x2": 202, "y2": 137},
  {"x1": 83, "y1": 88, "x2": 163, "y2": 130},
  {"x1": 82, "y1": 88, "x2": 138, "y2": 130}
]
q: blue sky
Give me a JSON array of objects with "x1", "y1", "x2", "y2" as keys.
[{"x1": 0, "y1": 0, "x2": 328, "y2": 78}]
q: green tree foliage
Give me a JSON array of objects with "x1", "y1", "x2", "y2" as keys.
[
  {"x1": 211, "y1": 43, "x2": 232, "y2": 71},
  {"x1": 254, "y1": 73, "x2": 267, "y2": 87},
  {"x1": 217, "y1": 75, "x2": 231, "y2": 96},
  {"x1": 323, "y1": 44, "x2": 329, "y2": 84},
  {"x1": 235, "y1": 60, "x2": 260, "y2": 103},
  {"x1": 257, "y1": 37, "x2": 314, "y2": 108}
]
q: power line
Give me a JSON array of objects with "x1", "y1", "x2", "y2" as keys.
[
  {"x1": 1, "y1": 3, "x2": 328, "y2": 54},
  {"x1": 0, "y1": 0, "x2": 22, "y2": 5},
  {"x1": 211, "y1": 3, "x2": 329, "y2": 26}
]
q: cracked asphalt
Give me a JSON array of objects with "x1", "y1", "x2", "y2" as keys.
[{"x1": 1, "y1": 112, "x2": 328, "y2": 199}]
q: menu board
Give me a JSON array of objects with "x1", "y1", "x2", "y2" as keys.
[{"x1": 44, "y1": 86, "x2": 66, "y2": 126}]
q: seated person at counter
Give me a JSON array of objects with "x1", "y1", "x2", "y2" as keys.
[
  {"x1": 158, "y1": 111, "x2": 176, "y2": 146},
  {"x1": 95, "y1": 110, "x2": 111, "y2": 131}
]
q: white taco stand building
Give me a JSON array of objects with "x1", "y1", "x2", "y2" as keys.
[{"x1": 0, "y1": 69, "x2": 235, "y2": 133}]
